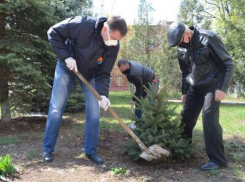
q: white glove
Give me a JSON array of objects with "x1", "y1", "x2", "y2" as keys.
[
  {"x1": 99, "y1": 96, "x2": 111, "y2": 111},
  {"x1": 65, "y1": 57, "x2": 78, "y2": 72}
]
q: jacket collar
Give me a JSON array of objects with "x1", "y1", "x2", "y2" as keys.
[
  {"x1": 190, "y1": 26, "x2": 199, "y2": 47},
  {"x1": 95, "y1": 17, "x2": 107, "y2": 35}
]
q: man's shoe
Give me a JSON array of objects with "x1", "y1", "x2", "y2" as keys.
[
  {"x1": 200, "y1": 162, "x2": 219, "y2": 170},
  {"x1": 85, "y1": 154, "x2": 103, "y2": 165},
  {"x1": 42, "y1": 152, "x2": 53, "y2": 162}
]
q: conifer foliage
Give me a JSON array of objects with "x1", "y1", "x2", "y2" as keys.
[
  {"x1": 0, "y1": 0, "x2": 58, "y2": 121},
  {"x1": 126, "y1": 83, "x2": 193, "y2": 161},
  {"x1": 0, "y1": 0, "x2": 92, "y2": 121}
]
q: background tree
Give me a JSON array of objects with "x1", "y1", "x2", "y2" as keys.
[
  {"x1": 207, "y1": 0, "x2": 245, "y2": 97},
  {"x1": 48, "y1": 0, "x2": 92, "y2": 19},
  {"x1": 151, "y1": 27, "x2": 181, "y2": 97},
  {"x1": 0, "y1": 0, "x2": 57, "y2": 122},
  {"x1": 178, "y1": 0, "x2": 213, "y2": 29},
  {"x1": 0, "y1": 0, "x2": 92, "y2": 122},
  {"x1": 0, "y1": 0, "x2": 11, "y2": 122},
  {"x1": 122, "y1": 0, "x2": 156, "y2": 68}
]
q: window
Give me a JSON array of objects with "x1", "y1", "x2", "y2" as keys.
[
  {"x1": 117, "y1": 75, "x2": 123, "y2": 86},
  {"x1": 129, "y1": 83, "x2": 136, "y2": 93}
]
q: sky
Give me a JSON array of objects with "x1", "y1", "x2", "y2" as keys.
[{"x1": 92, "y1": 0, "x2": 182, "y2": 25}]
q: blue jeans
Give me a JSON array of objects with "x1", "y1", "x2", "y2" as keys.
[{"x1": 43, "y1": 60, "x2": 100, "y2": 155}]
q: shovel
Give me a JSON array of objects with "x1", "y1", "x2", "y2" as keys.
[{"x1": 74, "y1": 71, "x2": 169, "y2": 163}]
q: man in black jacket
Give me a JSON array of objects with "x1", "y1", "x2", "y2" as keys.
[
  {"x1": 42, "y1": 16, "x2": 127, "y2": 165},
  {"x1": 168, "y1": 22, "x2": 234, "y2": 170},
  {"x1": 117, "y1": 59, "x2": 157, "y2": 119}
]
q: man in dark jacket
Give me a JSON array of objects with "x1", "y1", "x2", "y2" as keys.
[
  {"x1": 42, "y1": 16, "x2": 127, "y2": 165},
  {"x1": 117, "y1": 59, "x2": 157, "y2": 119},
  {"x1": 168, "y1": 22, "x2": 234, "y2": 170}
]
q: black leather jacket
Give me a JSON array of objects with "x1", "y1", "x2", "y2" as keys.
[
  {"x1": 178, "y1": 27, "x2": 234, "y2": 93},
  {"x1": 178, "y1": 48, "x2": 191, "y2": 94},
  {"x1": 47, "y1": 16, "x2": 120, "y2": 97},
  {"x1": 125, "y1": 61, "x2": 155, "y2": 101}
]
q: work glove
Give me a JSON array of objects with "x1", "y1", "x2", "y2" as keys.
[
  {"x1": 65, "y1": 57, "x2": 78, "y2": 72},
  {"x1": 99, "y1": 96, "x2": 111, "y2": 111}
]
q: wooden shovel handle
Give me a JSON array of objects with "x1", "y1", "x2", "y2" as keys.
[{"x1": 74, "y1": 71, "x2": 151, "y2": 154}]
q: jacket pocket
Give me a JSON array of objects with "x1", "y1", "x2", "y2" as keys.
[{"x1": 197, "y1": 47, "x2": 210, "y2": 64}]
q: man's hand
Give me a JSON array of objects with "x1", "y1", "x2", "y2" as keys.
[
  {"x1": 65, "y1": 57, "x2": 78, "y2": 72},
  {"x1": 181, "y1": 95, "x2": 187, "y2": 103},
  {"x1": 130, "y1": 100, "x2": 136, "y2": 105},
  {"x1": 215, "y1": 90, "x2": 226, "y2": 102},
  {"x1": 99, "y1": 96, "x2": 111, "y2": 111}
]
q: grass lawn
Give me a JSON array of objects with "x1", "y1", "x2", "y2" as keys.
[
  {"x1": 66, "y1": 90, "x2": 245, "y2": 139},
  {"x1": 104, "y1": 91, "x2": 245, "y2": 137}
]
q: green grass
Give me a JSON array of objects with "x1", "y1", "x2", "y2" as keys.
[
  {"x1": 109, "y1": 91, "x2": 245, "y2": 140},
  {"x1": 65, "y1": 91, "x2": 245, "y2": 138},
  {"x1": 26, "y1": 151, "x2": 39, "y2": 161},
  {"x1": 225, "y1": 95, "x2": 245, "y2": 102},
  {"x1": 0, "y1": 136, "x2": 17, "y2": 146},
  {"x1": 234, "y1": 168, "x2": 242, "y2": 178},
  {"x1": 169, "y1": 103, "x2": 245, "y2": 137},
  {"x1": 100, "y1": 91, "x2": 133, "y2": 128},
  {"x1": 220, "y1": 105, "x2": 245, "y2": 136}
]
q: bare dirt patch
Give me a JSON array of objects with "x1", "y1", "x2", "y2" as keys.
[{"x1": 0, "y1": 117, "x2": 244, "y2": 182}]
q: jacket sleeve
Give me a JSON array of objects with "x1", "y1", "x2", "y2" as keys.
[
  {"x1": 209, "y1": 35, "x2": 234, "y2": 93},
  {"x1": 178, "y1": 50, "x2": 190, "y2": 95},
  {"x1": 95, "y1": 46, "x2": 120, "y2": 97},
  {"x1": 47, "y1": 16, "x2": 89, "y2": 61}
]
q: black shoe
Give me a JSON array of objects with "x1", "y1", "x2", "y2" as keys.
[
  {"x1": 85, "y1": 154, "x2": 103, "y2": 165},
  {"x1": 42, "y1": 152, "x2": 53, "y2": 162},
  {"x1": 200, "y1": 162, "x2": 219, "y2": 170}
]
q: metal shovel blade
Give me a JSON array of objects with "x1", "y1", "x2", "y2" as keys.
[{"x1": 140, "y1": 144, "x2": 170, "y2": 163}]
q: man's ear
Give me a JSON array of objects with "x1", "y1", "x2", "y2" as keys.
[
  {"x1": 102, "y1": 22, "x2": 108, "y2": 31},
  {"x1": 102, "y1": 26, "x2": 107, "y2": 32},
  {"x1": 101, "y1": 25, "x2": 107, "y2": 38}
]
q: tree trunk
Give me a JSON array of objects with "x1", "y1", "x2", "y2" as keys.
[
  {"x1": 0, "y1": 0, "x2": 11, "y2": 122},
  {"x1": 0, "y1": 71, "x2": 11, "y2": 122}
]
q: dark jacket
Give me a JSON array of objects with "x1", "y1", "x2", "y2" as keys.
[
  {"x1": 125, "y1": 61, "x2": 155, "y2": 101},
  {"x1": 47, "y1": 16, "x2": 120, "y2": 97},
  {"x1": 178, "y1": 27, "x2": 234, "y2": 93},
  {"x1": 178, "y1": 48, "x2": 191, "y2": 94}
]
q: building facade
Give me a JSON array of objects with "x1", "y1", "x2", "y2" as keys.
[{"x1": 109, "y1": 65, "x2": 130, "y2": 91}]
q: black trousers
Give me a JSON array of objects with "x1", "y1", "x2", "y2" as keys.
[
  {"x1": 181, "y1": 82, "x2": 227, "y2": 166},
  {"x1": 135, "y1": 80, "x2": 159, "y2": 119}
]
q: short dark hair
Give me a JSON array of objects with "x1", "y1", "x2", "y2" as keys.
[
  {"x1": 117, "y1": 59, "x2": 129, "y2": 67},
  {"x1": 107, "y1": 16, "x2": 127, "y2": 37}
]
